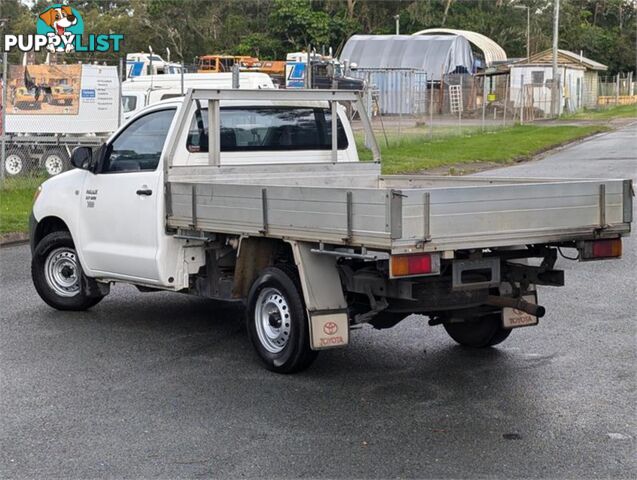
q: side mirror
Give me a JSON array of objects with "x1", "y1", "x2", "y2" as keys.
[{"x1": 71, "y1": 146, "x2": 92, "y2": 170}]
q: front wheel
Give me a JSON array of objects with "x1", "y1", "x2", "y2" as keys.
[
  {"x1": 4, "y1": 150, "x2": 28, "y2": 176},
  {"x1": 443, "y1": 312, "x2": 512, "y2": 348},
  {"x1": 246, "y1": 265, "x2": 318, "y2": 373},
  {"x1": 32, "y1": 231, "x2": 105, "y2": 311}
]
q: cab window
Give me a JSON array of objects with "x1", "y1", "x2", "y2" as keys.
[
  {"x1": 102, "y1": 108, "x2": 176, "y2": 173},
  {"x1": 121, "y1": 95, "x2": 138, "y2": 113},
  {"x1": 186, "y1": 106, "x2": 348, "y2": 153}
]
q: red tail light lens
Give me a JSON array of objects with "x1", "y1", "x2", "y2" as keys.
[
  {"x1": 391, "y1": 253, "x2": 439, "y2": 277},
  {"x1": 580, "y1": 238, "x2": 622, "y2": 260}
]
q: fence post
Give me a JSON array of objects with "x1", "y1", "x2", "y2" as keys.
[
  {"x1": 481, "y1": 76, "x2": 487, "y2": 131},
  {"x1": 519, "y1": 74, "x2": 524, "y2": 124},
  {"x1": 429, "y1": 77, "x2": 434, "y2": 139},
  {"x1": 503, "y1": 74, "x2": 508, "y2": 127},
  {"x1": 1, "y1": 52, "x2": 7, "y2": 184},
  {"x1": 615, "y1": 74, "x2": 619, "y2": 106},
  {"x1": 458, "y1": 75, "x2": 462, "y2": 134},
  {"x1": 398, "y1": 71, "x2": 403, "y2": 141}
]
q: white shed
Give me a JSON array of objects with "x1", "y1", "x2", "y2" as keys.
[{"x1": 509, "y1": 63, "x2": 586, "y2": 115}]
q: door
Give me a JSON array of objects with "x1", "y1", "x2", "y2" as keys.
[{"x1": 79, "y1": 108, "x2": 176, "y2": 283}]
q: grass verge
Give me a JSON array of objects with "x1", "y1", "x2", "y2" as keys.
[
  {"x1": 561, "y1": 104, "x2": 637, "y2": 120},
  {"x1": 359, "y1": 124, "x2": 610, "y2": 174},
  {"x1": 0, "y1": 176, "x2": 44, "y2": 235}
]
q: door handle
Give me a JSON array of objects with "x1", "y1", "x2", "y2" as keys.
[{"x1": 136, "y1": 189, "x2": 153, "y2": 196}]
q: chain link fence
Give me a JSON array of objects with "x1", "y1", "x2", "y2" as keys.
[
  {"x1": 347, "y1": 67, "x2": 636, "y2": 147},
  {"x1": 598, "y1": 72, "x2": 636, "y2": 107},
  {"x1": 348, "y1": 70, "x2": 522, "y2": 146},
  {"x1": 2, "y1": 57, "x2": 635, "y2": 187}
]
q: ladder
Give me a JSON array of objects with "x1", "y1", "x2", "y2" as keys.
[{"x1": 449, "y1": 85, "x2": 463, "y2": 113}]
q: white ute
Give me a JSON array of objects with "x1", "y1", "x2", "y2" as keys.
[{"x1": 30, "y1": 89, "x2": 633, "y2": 373}]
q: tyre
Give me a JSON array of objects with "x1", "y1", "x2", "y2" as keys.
[
  {"x1": 443, "y1": 311, "x2": 512, "y2": 348},
  {"x1": 42, "y1": 149, "x2": 70, "y2": 176},
  {"x1": 4, "y1": 150, "x2": 28, "y2": 176},
  {"x1": 246, "y1": 265, "x2": 318, "y2": 373},
  {"x1": 32, "y1": 231, "x2": 105, "y2": 311}
]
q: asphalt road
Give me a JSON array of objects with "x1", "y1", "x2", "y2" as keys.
[{"x1": 1, "y1": 126, "x2": 635, "y2": 479}]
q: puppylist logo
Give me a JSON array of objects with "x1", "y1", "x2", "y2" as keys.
[{"x1": 3, "y1": 4, "x2": 123, "y2": 54}]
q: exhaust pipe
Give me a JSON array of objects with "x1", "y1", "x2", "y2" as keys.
[{"x1": 486, "y1": 295, "x2": 546, "y2": 318}]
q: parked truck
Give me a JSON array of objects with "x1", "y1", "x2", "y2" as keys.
[
  {"x1": 2, "y1": 64, "x2": 119, "y2": 177},
  {"x1": 29, "y1": 89, "x2": 632, "y2": 373},
  {"x1": 121, "y1": 72, "x2": 274, "y2": 120}
]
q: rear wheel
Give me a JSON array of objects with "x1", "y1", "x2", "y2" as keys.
[
  {"x1": 443, "y1": 311, "x2": 512, "y2": 348},
  {"x1": 42, "y1": 149, "x2": 70, "y2": 176},
  {"x1": 246, "y1": 265, "x2": 318, "y2": 373},
  {"x1": 32, "y1": 231, "x2": 105, "y2": 311}
]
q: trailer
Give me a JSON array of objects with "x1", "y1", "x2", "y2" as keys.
[{"x1": 2, "y1": 64, "x2": 119, "y2": 176}]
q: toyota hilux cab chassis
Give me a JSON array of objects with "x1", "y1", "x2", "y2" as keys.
[{"x1": 30, "y1": 89, "x2": 633, "y2": 373}]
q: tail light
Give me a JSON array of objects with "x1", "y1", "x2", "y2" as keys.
[
  {"x1": 579, "y1": 238, "x2": 622, "y2": 260},
  {"x1": 390, "y1": 252, "x2": 440, "y2": 278}
]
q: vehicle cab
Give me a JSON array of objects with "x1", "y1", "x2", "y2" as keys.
[{"x1": 31, "y1": 93, "x2": 358, "y2": 288}]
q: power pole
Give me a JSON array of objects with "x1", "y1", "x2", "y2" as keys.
[
  {"x1": 514, "y1": 5, "x2": 531, "y2": 62},
  {"x1": 526, "y1": 6, "x2": 530, "y2": 61},
  {"x1": 551, "y1": 0, "x2": 560, "y2": 117}
]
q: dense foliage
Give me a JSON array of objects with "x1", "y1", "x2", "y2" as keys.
[{"x1": 1, "y1": 0, "x2": 634, "y2": 74}]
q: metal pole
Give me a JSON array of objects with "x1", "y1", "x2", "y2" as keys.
[
  {"x1": 117, "y1": 56, "x2": 123, "y2": 127},
  {"x1": 551, "y1": 0, "x2": 560, "y2": 117},
  {"x1": 526, "y1": 7, "x2": 530, "y2": 61},
  {"x1": 1, "y1": 52, "x2": 7, "y2": 183},
  {"x1": 481, "y1": 76, "x2": 487, "y2": 131},
  {"x1": 458, "y1": 76, "x2": 462, "y2": 134},
  {"x1": 398, "y1": 71, "x2": 403, "y2": 140},
  {"x1": 232, "y1": 63, "x2": 240, "y2": 89},
  {"x1": 520, "y1": 74, "x2": 524, "y2": 124},
  {"x1": 615, "y1": 74, "x2": 620, "y2": 106},
  {"x1": 394, "y1": 15, "x2": 400, "y2": 35},
  {"x1": 180, "y1": 60, "x2": 185, "y2": 95},
  {"x1": 503, "y1": 75, "x2": 509, "y2": 127},
  {"x1": 429, "y1": 77, "x2": 434, "y2": 139},
  {"x1": 305, "y1": 46, "x2": 311, "y2": 89}
]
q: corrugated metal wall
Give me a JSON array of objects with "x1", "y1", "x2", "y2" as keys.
[{"x1": 349, "y1": 69, "x2": 428, "y2": 115}]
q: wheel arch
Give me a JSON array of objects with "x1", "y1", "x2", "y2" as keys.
[
  {"x1": 31, "y1": 215, "x2": 70, "y2": 253},
  {"x1": 232, "y1": 236, "x2": 293, "y2": 299}
]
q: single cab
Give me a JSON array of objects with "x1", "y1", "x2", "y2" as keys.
[{"x1": 30, "y1": 89, "x2": 633, "y2": 373}]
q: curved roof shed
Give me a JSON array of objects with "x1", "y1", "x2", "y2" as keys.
[
  {"x1": 412, "y1": 28, "x2": 507, "y2": 66},
  {"x1": 340, "y1": 34, "x2": 474, "y2": 81}
]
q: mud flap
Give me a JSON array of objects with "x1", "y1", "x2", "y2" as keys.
[
  {"x1": 288, "y1": 241, "x2": 350, "y2": 350},
  {"x1": 502, "y1": 292, "x2": 539, "y2": 329},
  {"x1": 309, "y1": 311, "x2": 349, "y2": 350}
]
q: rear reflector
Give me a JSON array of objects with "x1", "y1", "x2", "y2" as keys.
[
  {"x1": 580, "y1": 238, "x2": 622, "y2": 260},
  {"x1": 390, "y1": 253, "x2": 440, "y2": 277}
]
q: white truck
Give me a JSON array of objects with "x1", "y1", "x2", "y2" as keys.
[
  {"x1": 126, "y1": 52, "x2": 183, "y2": 77},
  {"x1": 3, "y1": 70, "x2": 274, "y2": 177},
  {"x1": 2, "y1": 64, "x2": 120, "y2": 177},
  {"x1": 121, "y1": 72, "x2": 274, "y2": 120},
  {"x1": 29, "y1": 89, "x2": 633, "y2": 373}
]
